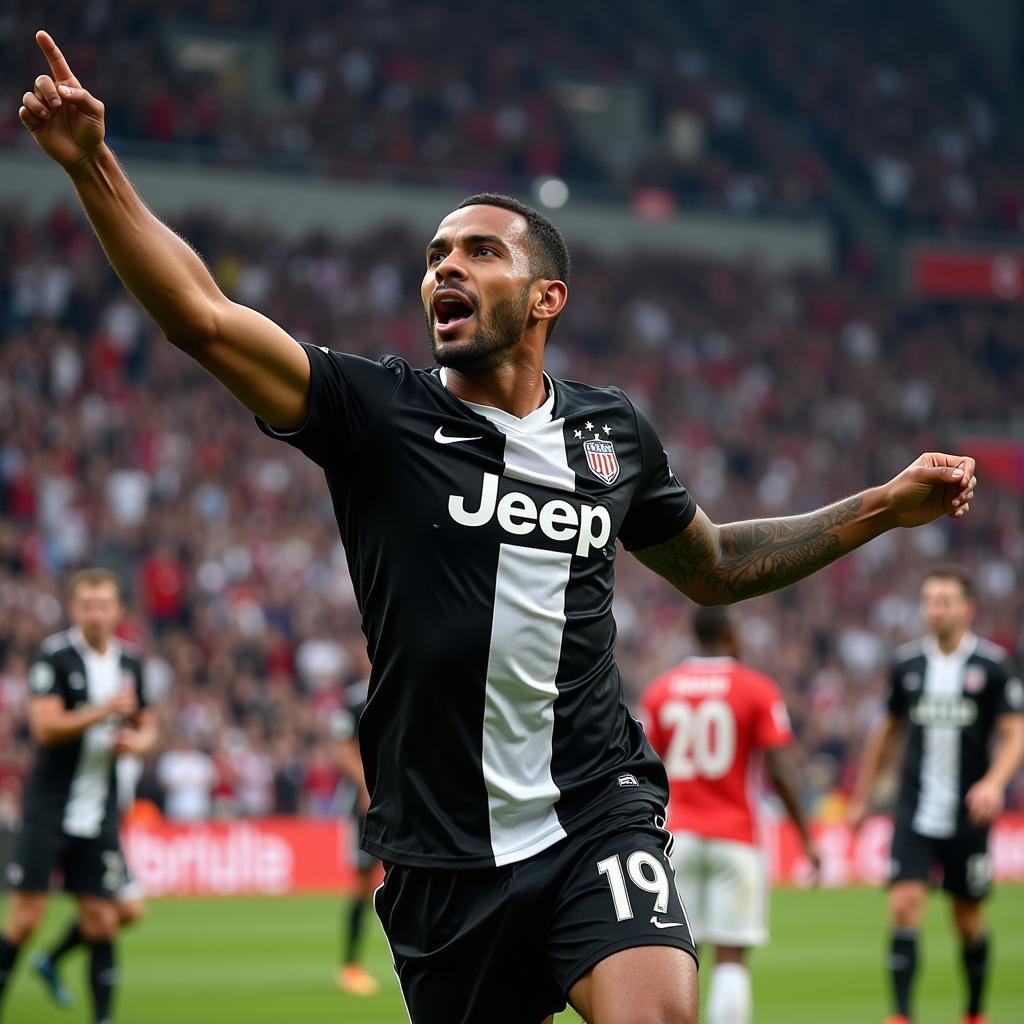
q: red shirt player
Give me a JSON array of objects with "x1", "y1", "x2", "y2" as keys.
[{"x1": 642, "y1": 607, "x2": 819, "y2": 1024}]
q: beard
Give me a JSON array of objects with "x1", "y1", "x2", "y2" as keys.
[{"x1": 428, "y1": 285, "x2": 532, "y2": 372}]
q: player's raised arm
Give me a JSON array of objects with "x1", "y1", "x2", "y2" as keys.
[
  {"x1": 633, "y1": 453, "x2": 978, "y2": 606},
  {"x1": 19, "y1": 30, "x2": 310, "y2": 430}
]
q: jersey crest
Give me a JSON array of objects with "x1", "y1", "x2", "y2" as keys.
[
  {"x1": 583, "y1": 435, "x2": 620, "y2": 485},
  {"x1": 964, "y1": 665, "x2": 986, "y2": 693}
]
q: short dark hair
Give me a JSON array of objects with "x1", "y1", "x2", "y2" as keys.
[
  {"x1": 693, "y1": 606, "x2": 733, "y2": 647},
  {"x1": 68, "y1": 567, "x2": 122, "y2": 601},
  {"x1": 456, "y1": 193, "x2": 571, "y2": 340},
  {"x1": 922, "y1": 564, "x2": 975, "y2": 600}
]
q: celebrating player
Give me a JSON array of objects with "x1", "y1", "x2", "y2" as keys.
[
  {"x1": 330, "y1": 659, "x2": 381, "y2": 997},
  {"x1": 18, "y1": 31, "x2": 979, "y2": 1024},
  {"x1": 0, "y1": 569, "x2": 155, "y2": 1024},
  {"x1": 642, "y1": 606, "x2": 820, "y2": 1024},
  {"x1": 848, "y1": 566, "x2": 1024, "y2": 1024}
]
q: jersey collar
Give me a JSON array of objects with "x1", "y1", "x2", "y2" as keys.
[
  {"x1": 923, "y1": 631, "x2": 978, "y2": 663},
  {"x1": 438, "y1": 367, "x2": 555, "y2": 435},
  {"x1": 69, "y1": 626, "x2": 122, "y2": 663}
]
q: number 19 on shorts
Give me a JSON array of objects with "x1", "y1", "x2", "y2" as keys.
[{"x1": 597, "y1": 851, "x2": 671, "y2": 922}]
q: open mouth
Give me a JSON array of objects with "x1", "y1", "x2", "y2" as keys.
[{"x1": 432, "y1": 290, "x2": 476, "y2": 335}]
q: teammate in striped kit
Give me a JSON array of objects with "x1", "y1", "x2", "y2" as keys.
[
  {"x1": 19, "y1": 30, "x2": 980, "y2": 1024},
  {"x1": 848, "y1": 566, "x2": 1024, "y2": 1024},
  {"x1": 0, "y1": 570, "x2": 156, "y2": 1024}
]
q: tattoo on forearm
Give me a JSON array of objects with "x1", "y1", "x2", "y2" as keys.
[{"x1": 639, "y1": 496, "x2": 864, "y2": 602}]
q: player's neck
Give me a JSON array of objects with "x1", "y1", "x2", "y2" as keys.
[
  {"x1": 933, "y1": 627, "x2": 969, "y2": 655},
  {"x1": 442, "y1": 361, "x2": 548, "y2": 419}
]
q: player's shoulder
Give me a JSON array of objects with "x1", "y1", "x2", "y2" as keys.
[
  {"x1": 552, "y1": 376, "x2": 638, "y2": 419},
  {"x1": 971, "y1": 636, "x2": 1011, "y2": 669},
  {"x1": 37, "y1": 630, "x2": 75, "y2": 659},
  {"x1": 892, "y1": 638, "x2": 926, "y2": 669},
  {"x1": 734, "y1": 662, "x2": 782, "y2": 697},
  {"x1": 642, "y1": 665, "x2": 676, "y2": 702},
  {"x1": 118, "y1": 639, "x2": 145, "y2": 671}
]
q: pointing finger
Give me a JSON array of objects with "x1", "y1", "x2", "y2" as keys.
[{"x1": 36, "y1": 30, "x2": 76, "y2": 84}]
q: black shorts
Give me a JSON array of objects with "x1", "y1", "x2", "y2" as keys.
[
  {"x1": 374, "y1": 800, "x2": 697, "y2": 1024},
  {"x1": 6, "y1": 821, "x2": 126, "y2": 901},
  {"x1": 889, "y1": 823, "x2": 993, "y2": 902}
]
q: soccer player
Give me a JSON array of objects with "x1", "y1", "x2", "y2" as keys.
[
  {"x1": 330, "y1": 663, "x2": 381, "y2": 996},
  {"x1": 0, "y1": 568, "x2": 155, "y2": 1024},
  {"x1": 642, "y1": 606, "x2": 820, "y2": 1024},
  {"x1": 31, "y1": 751, "x2": 150, "y2": 1009},
  {"x1": 18, "y1": 32, "x2": 978, "y2": 1023},
  {"x1": 848, "y1": 566, "x2": 1024, "y2": 1024}
]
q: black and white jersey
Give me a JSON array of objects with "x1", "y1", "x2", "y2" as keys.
[
  {"x1": 328, "y1": 679, "x2": 369, "y2": 745},
  {"x1": 22, "y1": 629, "x2": 146, "y2": 841},
  {"x1": 259, "y1": 345, "x2": 695, "y2": 868},
  {"x1": 888, "y1": 633, "x2": 1024, "y2": 838}
]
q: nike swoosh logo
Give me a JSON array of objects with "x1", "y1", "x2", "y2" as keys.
[
  {"x1": 650, "y1": 916, "x2": 686, "y2": 930},
  {"x1": 434, "y1": 428, "x2": 483, "y2": 445}
]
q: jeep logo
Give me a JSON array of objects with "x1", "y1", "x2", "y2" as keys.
[
  {"x1": 909, "y1": 697, "x2": 977, "y2": 728},
  {"x1": 449, "y1": 472, "x2": 612, "y2": 557}
]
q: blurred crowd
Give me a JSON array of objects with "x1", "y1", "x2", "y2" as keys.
[
  {"x1": 0, "y1": 0, "x2": 824, "y2": 214},
  {"x1": 697, "y1": 0, "x2": 1024, "y2": 234},
  {"x1": 7, "y1": 0, "x2": 1021, "y2": 231},
  {"x1": 0, "y1": 205, "x2": 1021, "y2": 826}
]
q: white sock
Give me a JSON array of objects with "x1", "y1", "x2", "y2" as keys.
[{"x1": 707, "y1": 962, "x2": 752, "y2": 1024}]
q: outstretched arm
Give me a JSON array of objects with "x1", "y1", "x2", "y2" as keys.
[
  {"x1": 19, "y1": 31, "x2": 310, "y2": 430},
  {"x1": 634, "y1": 453, "x2": 977, "y2": 605}
]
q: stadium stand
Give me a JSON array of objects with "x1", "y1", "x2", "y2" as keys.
[
  {"x1": 0, "y1": 0, "x2": 824, "y2": 213},
  {"x1": 694, "y1": 0, "x2": 1024, "y2": 233}
]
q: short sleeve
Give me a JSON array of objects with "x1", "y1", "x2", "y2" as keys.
[
  {"x1": 619, "y1": 402, "x2": 696, "y2": 551},
  {"x1": 993, "y1": 658, "x2": 1024, "y2": 718},
  {"x1": 755, "y1": 680, "x2": 793, "y2": 749},
  {"x1": 886, "y1": 662, "x2": 907, "y2": 718},
  {"x1": 27, "y1": 653, "x2": 61, "y2": 700},
  {"x1": 256, "y1": 343, "x2": 404, "y2": 467}
]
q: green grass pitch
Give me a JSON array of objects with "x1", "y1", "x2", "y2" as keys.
[{"x1": 2, "y1": 885, "x2": 1023, "y2": 1022}]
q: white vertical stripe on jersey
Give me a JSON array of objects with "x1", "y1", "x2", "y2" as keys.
[
  {"x1": 501, "y1": 421, "x2": 576, "y2": 492},
  {"x1": 63, "y1": 639, "x2": 122, "y2": 837},
  {"x1": 913, "y1": 649, "x2": 964, "y2": 838},
  {"x1": 63, "y1": 723, "x2": 119, "y2": 836},
  {"x1": 482, "y1": 543, "x2": 571, "y2": 865},
  {"x1": 461, "y1": 375, "x2": 576, "y2": 863}
]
